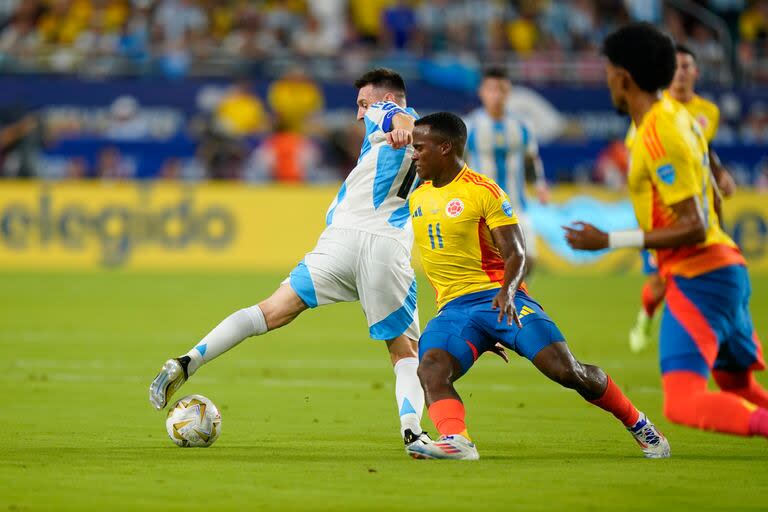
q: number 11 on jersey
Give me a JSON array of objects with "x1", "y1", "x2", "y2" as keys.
[{"x1": 428, "y1": 223, "x2": 444, "y2": 249}]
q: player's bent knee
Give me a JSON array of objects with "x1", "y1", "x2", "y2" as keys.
[
  {"x1": 537, "y1": 351, "x2": 583, "y2": 389},
  {"x1": 533, "y1": 342, "x2": 592, "y2": 390},
  {"x1": 552, "y1": 364, "x2": 584, "y2": 389},
  {"x1": 417, "y1": 351, "x2": 453, "y2": 392}
]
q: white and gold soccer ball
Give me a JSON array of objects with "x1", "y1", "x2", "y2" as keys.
[{"x1": 165, "y1": 394, "x2": 222, "y2": 447}]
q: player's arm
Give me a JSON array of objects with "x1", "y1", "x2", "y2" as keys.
[
  {"x1": 386, "y1": 112, "x2": 415, "y2": 149},
  {"x1": 705, "y1": 106, "x2": 732, "y2": 222},
  {"x1": 366, "y1": 102, "x2": 415, "y2": 149},
  {"x1": 709, "y1": 150, "x2": 725, "y2": 229},
  {"x1": 704, "y1": 104, "x2": 734, "y2": 196},
  {"x1": 521, "y1": 122, "x2": 549, "y2": 203},
  {"x1": 490, "y1": 223, "x2": 526, "y2": 327},
  {"x1": 709, "y1": 148, "x2": 735, "y2": 197},
  {"x1": 525, "y1": 153, "x2": 550, "y2": 204},
  {"x1": 563, "y1": 196, "x2": 707, "y2": 251},
  {"x1": 565, "y1": 126, "x2": 707, "y2": 251}
]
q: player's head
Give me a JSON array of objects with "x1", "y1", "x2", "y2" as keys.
[
  {"x1": 412, "y1": 112, "x2": 467, "y2": 182},
  {"x1": 670, "y1": 44, "x2": 699, "y2": 95},
  {"x1": 478, "y1": 67, "x2": 511, "y2": 115},
  {"x1": 602, "y1": 23, "x2": 676, "y2": 114},
  {"x1": 354, "y1": 68, "x2": 407, "y2": 120}
]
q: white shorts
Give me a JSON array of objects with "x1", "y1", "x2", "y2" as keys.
[
  {"x1": 518, "y1": 212, "x2": 538, "y2": 258},
  {"x1": 283, "y1": 227, "x2": 420, "y2": 341}
]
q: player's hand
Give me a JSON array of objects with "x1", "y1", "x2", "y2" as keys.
[
  {"x1": 487, "y1": 342, "x2": 510, "y2": 363},
  {"x1": 492, "y1": 288, "x2": 522, "y2": 327},
  {"x1": 386, "y1": 129, "x2": 412, "y2": 149},
  {"x1": 717, "y1": 171, "x2": 736, "y2": 197},
  {"x1": 563, "y1": 222, "x2": 609, "y2": 251}
]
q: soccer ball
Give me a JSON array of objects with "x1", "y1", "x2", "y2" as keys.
[{"x1": 165, "y1": 394, "x2": 222, "y2": 447}]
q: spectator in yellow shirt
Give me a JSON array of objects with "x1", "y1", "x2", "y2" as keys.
[
  {"x1": 349, "y1": 0, "x2": 393, "y2": 43},
  {"x1": 740, "y1": 0, "x2": 768, "y2": 42},
  {"x1": 215, "y1": 79, "x2": 269, "y2": 137},
  {"x1": 267, "y1": 69, "x2": 324, "y2": 134}
]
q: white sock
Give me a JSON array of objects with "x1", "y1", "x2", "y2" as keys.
[
  {"x1": 184, "y1": 305, "x2": 268, "y2": 376},
  {"x1": 394, "y1": 357, "x2": 424, "y2": 437}
]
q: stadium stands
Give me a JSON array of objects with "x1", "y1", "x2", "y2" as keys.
[{"x1": 1, "y1": 1, "x2": 767, "y2": 183}]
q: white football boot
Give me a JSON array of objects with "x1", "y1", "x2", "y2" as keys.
[
  {"x1": 149, "y1": 358, "x2": 188, "y2": 410},
  {"x1": 628, "y1": 309, "x2": 654, "y2": 353},
  {"x1": 628, "y1": 412, "x2": 670, "y2": 458},
  {"x1": 406, "y1": 434, "x2": 479, "y2": 460}
]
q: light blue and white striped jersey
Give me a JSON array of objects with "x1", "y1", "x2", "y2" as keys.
[
  {"x1": 465, "y1": 108, "x2": 538, "y2": 212},
  {"x1": 325, "y1": 101, "x2": 420, "y2": 248}
]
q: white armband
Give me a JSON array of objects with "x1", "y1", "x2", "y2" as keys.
[{"x1": 608, "y1": 229, "x2": 644, "y2": 249}]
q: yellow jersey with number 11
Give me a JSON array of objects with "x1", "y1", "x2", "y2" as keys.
[{"x1": 409, "y1": 165, "x2": 520, "y2": 310}]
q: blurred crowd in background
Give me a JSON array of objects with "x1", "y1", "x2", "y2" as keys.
[
  {"x1": 2, "y1": 0, "x2": 768, "y2": 188},
  {"x1": 3, "y1": 0, "x2": 768, "y2": 82}
]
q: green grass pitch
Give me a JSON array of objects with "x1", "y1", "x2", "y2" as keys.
[{"x1": 2, "y1": 271, "x2": 767, "y2": 511}]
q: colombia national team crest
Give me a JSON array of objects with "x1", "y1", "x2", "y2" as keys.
[{"x1": 445, "y1": 199, "x2": 464, "y2": 218}]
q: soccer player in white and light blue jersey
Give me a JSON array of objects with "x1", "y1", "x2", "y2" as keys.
[
  {"x1": 150, "y1": 69, "x2": 430, "y2": 453},
  {"x1": 465, "y1": 68, "x2": 550, "y2": 275}
]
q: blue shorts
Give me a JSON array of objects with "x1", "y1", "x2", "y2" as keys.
[
  {"x1": 660, "y1": 264, "x2": 765, "y2": 377},
  {"x1": 419, "y1": 288, "x2": 566, "y2": 375},
  {"x1": 641, "y1": 249, "x2": 658, "y2": 275}
]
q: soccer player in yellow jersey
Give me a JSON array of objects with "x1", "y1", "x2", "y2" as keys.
[
  {"x1": 404, "y1": 112, "x2": 669, "y2": 460},
  {"x1": 628, "y1": 43, "x2": 737, "y2": 353},
  {"x1": 566, "y1": 23, "x2": 768, "y2": 439}
]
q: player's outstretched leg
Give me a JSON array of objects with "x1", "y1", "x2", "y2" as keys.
[
  {"x1": 629, "y1": 273, "x2": 664, "y2": 353},
  {"x1": 532, "y1": 341, "x2": 670, "y2": 458},
  {"x1": 663, "y1": 370, "x2": 768, "y2": 438},
  {"x1": 149, "y1": 284, "x2": 307, "y2": 409},
  {"x1": 407, "y1": 348, "x2": 479, "y2": 460},
  {"x1": 386, "y1": 336, "x2": 430, "y2": 449}
]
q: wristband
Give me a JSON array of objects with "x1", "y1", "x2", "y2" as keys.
[{"x1": 608, "y1": 229, "x2": 644, "y2": 249}]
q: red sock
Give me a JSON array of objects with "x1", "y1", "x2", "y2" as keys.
[
  {"x1": 749, "y1": 408, "x2": 768, "y2": 437},
  {"x1": 712, "y1": 370, "x2": 768, "y2": 408},
  {"x1": 663, "y1": 371, "x2": 754, "y2": 435},
  {"x1": 641, "y1": 281, "x2": 663, "y2": 317},
  {"x1": 589, "y1": 376, "x2": 641, "y2": 427},
  {"x1": 428, "y1": 399, "x2": 467, "y2": 437}
]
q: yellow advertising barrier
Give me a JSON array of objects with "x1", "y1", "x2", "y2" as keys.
[
  {"x1": 1, "y1": 181, "x2": 766, "y2": 273},
  {"x1": 0, "y1": 181, "x2": 336, "y2": 270}
]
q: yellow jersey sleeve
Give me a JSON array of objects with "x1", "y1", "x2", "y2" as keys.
[
  {"x1": 629, "y1": 97, "x2": 745, "y2": 278},
  {"x1": 481, "y1": 185, "x2": 519, "y2": 230},
  {"x1": 642, "y1": 117, "x2": 701, "y2": 206}
]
